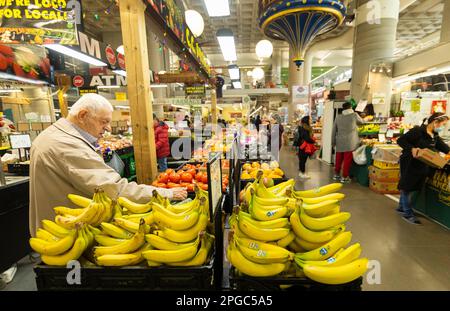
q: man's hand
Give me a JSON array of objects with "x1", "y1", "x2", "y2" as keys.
[
  {"x1": 172, "y1": 188, "x2": 188, "y2": 201},
  {"x1": 412, "y1": 148, "x2": 421, "y2": 158}
]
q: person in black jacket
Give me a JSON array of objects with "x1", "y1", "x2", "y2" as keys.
[
  {"x1": 295, "y1": 116, "x2": 315, "y2": 179},
  {"x1": 396, "y1": 112, "x2": 450, "y2": 225}
]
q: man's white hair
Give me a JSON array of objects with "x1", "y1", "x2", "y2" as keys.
[{"x1": 69, "y1": 94, "x2": 114, "y2": 117}]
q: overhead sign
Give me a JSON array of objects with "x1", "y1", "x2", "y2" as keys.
[
  {"x1": 185, "y1": 84, "x2": 205, "y2": 96},
  {"x1": 71, "y1": 72, "x2": 155, "y2": 88},
  {"x1": 78, "y1": 87, "x2": 98, "y2": 95},
  {"x1": 292, "y1": 85, "x2": 309, "y2": 104},
  {"x1": 78, "y1": 31, "x2": 125, "y2": 70},
  {"x1": 168, "y1": 98, "x2": 201, "y2": 106},
  {"x1": 0, "y1": 0, "x2": 78, "y2": 45},
  {"x1": 72, "y1": 75, "x2": 84, "y2": 87},
  {"x1": 115, "y1": 92, "x2": 127, "y2": 101}
]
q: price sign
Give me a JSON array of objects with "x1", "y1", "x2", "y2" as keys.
[
  {"x1": 9, "y1": 134, "x2": 31, "y2": 149},
  {"x1": 207, "y1": 153, "x2": 222, "y2": 221}
]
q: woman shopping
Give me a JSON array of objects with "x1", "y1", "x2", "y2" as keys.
[
  {"x1": 295, "y1": 116, "x2": 316, "y2": 179},
  {"x1": 332, "y1": 102, "x2": 365, "y2": 183},
  {"x1": 397, "y1": 113, "x2": 450, "y2": 225}
]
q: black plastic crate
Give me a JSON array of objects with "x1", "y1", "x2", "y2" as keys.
[
  {"x1": 34, "y1": 256, "x2": 215, "y2": 291},
  {"x1": 7, "y1": 163, "x2": 29, "y2": 176},
  {"x1": 229, "y1": 267, "x2": 362, "y2": 291}
]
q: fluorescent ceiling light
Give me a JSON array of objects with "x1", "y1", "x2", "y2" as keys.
[
  {"x1": 98, "y1": 85, "x2": 121, "y2": 89},
  {"x1": 228, "y1": 65, "x2": 240, "y2": 80},
  {"x1": 45, "y1": 44, "x2": 107, "y2": 67},
  {"x1": 115, "y1": 105, "x2": 130, "y2": 109},
  {"x1": 113, "y1": 70, "x2": 127, "y2": 76},
  {"x1": 204, "y1": 0, "x2": 230, "y2": 17},
  {"x1": 320, "y1": 51, "x2": 332, "y2": 62},
  {"x1": 394, "y1": 66, "x2": 450, "y2": 85},
  {"x1": 217, "y1": 29, "x2": 237, "y2": 62},
  {"x1": 0, "y1": 89, "x2": 22, "y2": 93},
  {"x1": 116, "y1": 45, "x2": 125, "y2": 55},
  {"x1": 310, "y1": 66, "x2": 338, "y2": 83},
  {"x1": 0, "y1": 72, "x2": 47, "y2": 85},
  {"x1": 150, "y1": 84, "x2": 168, "y2": 88},
  {"x1": 232, "y1": 81, "x2": 242, "y2": 89}
]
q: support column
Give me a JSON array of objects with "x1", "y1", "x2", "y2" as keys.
[
  {"x1": 351, "y1": 0, "x2": 400, "y2": 116},
  {"x1": 288, "y1": 46, "x2": 304, "y2": 122},
  {"x1": 271, "y1": 50, "x2": 282, "y2": 85},
  {"x1": 119, "y1": 0, "x2": 157, "y2": 183},
  {"x1": 440, "y1": 0, "x2": 450, "y2": 43},
  {"x1": 211, "y1": 89, "x2": 217, "y2": 125},
  {"x1": 303, "y1": 51, "x2": 314, "y2": 85}
]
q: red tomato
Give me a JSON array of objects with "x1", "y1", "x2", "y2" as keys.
[
  {"x1": 195, "y1": 172, "x2": 203, "y2": 182},
  {"x1": 158, "y1": 173, "x2": 169, "y2": 184},
  {"x1": 177, "y1": 169, "x2": 184, "y2": 175},
  {"x1": 181, "y1": 172, "x2": 193, "y2": 183},
  {"x1": 166, "y1": 169, "x2": 175, "y2": 175},
  {"x1": 186, "y1": 184, "x2": 195, "y2": 192},
  {"x1": 201, "y1": 183, "x2": 208, "y2": 191},
  {"x1": 187, "y1": 168, "x2": 197, "y2": 178},
  {"x1": 222, "y1": 178, "x2": 229, "y2": 186},
  {"x1": 180, "y1": 182, "x2": 190, "y2": 188},
  {"x1": 0, "y1": 54, "x2": 8, "y2": 71},
  {"x1": 201, "y1": 174, "x2": 208, "y2": 184},
  {"x1": 167, "y1": 182, "x2": 182, "y2": 189},
  {"x1": 152, "y1": 181, "x2": 159, "y2": 187},
  {"x1": 155, "y1": 183, "x2": 167, "y2": 188},
  {"x1": 169, "y1": 173, "x2": 181, "y2": 183}
]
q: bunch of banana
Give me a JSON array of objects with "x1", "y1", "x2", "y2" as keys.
[
  {"x1": 292, "y1": 183, "x2": 343, "y2": 199},
  {"x1": 31, "y1": 222, "x2": 94, "y2": 266}
]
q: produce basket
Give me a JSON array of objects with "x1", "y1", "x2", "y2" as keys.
[
  {"x1": 228, "y1": 267, "x2": 362, "y2": 291},
  {"x1": 34, "y1": 256, "x2": 215, "y2": 291}
]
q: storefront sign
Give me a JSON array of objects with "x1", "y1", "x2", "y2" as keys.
[
  {"x1": 168, "y1": 98, "x2": 201, "y2": 106},
  {"x1": 78, "y1": 31, "x2": 123, "y2": 70},
  {"x1": 71, "y1": 71, "x2": 155, "y2": 88},
  {"x1": 185, "y1": 84, "x2": 205, "y2": 96},
  {"x1": 115, "y1": 92, "x2": 127, "y2": 101},
  {"x1": 72, "y1": 75, "x2": 84, "y2": 87},
  {"x1": 0, "y1": 43, "x2": 52, "y2": 83},
  {"x1": 78, "y1": 87, "x2": 97, "y2": 95},
  {"x1": 0, "y1": 1, "x2": 78, "y2": 45},
  {"x1": 431, "y1": 100, "x2": 447, "y2": 114},
  {"x1": 292, "y1": 85, "x2": 309, "y2": 104},
  {"x1": 372, "y1": 93, "x2": 386, "y2": 105}
]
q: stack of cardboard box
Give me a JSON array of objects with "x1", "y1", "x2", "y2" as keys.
[{"x1": 369, "y1": 145, "x2": 402, "y2": 194}]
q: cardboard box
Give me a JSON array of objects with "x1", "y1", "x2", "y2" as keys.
[
  {"x1": 369, "y1": 166, "x2": 400, "y2": 182},
  {"x1": 415, "y1": 148, "x2": 448, "y2": 169},
  {"x1": 373, "y1": 160, "x2": 400, "y2": 170},
  {"x1": 371, "y1": 145, "x2": 402, "y2": 163},
  {"x1": 369, "y1": 179, "x2": 400, "y2": 194}
]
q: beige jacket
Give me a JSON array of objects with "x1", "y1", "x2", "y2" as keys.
[{"x1": 29, "y1": 118, "x2": 173, "y2": 236}]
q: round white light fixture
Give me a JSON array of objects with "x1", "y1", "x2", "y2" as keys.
[
  {"x1": 247, "y1": 70, "x2": 253, "y2": 77},
  {"x1": 116, "y1": 45, "x2": 125, "y2": 55},
  {"x1": 252, "y1": 67, "x2": 265, "y2": 80},
  {"x1": 255, "y1": 40, "x2": 273, "y2": 59},
  {"x1": 185, "y1": 10, "x2": 204, "y2": 38}
]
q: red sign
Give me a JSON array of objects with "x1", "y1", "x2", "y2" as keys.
[
  {"x1": 118, "y1": 53, "x2": 126, "y2": 70},
  {"x1": 72, "y1": 75, "x2": 85, "y2": 88},
  {"x1": 431, "y1": 100, "x2": 447, "y2": 114},
  {"x1": 105, "y1": 46, "x2": 117, "y2": 66}
]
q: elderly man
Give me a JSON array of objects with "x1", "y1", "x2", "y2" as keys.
[{"x1": 29, "y1": 94, "x2": 187, "y2": 236}]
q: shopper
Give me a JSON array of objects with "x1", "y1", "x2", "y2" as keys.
[
  {"x1": 295, "y1": 116, "x2": 316, "y2": 179},
  {"x1": 153, "y1": 114, "x2": 170, "y2": 172},
  {"x1": 29, "y1": 94, "x2": 187, "y2": 236},
  {"x1": 332, "y1": 102, "x2": 365, "y2": 183},
  {"x1": 184, "y1": 115, "x2": 191, "y2": 128},
  {"x1": 396, "y1": 113, "x2": 450, "y2": 225},
  {"x1": 270, "y1": 114, "x2": 284, "y2": 151},
  {"x1": 254, "y1": 114, "x2": 262, "y2": 131}
]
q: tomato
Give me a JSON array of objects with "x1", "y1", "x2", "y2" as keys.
[
  {"x1": 201, "y1": 174, "x2": 208, "y2": 184},
  {"x1": 196, "y1": 164, "x2": 201, "y2": 168},
  {"x1": 177, "y1": 169, "x2": 184, "y2": 175},
  {"x1": 152, "y1": 180, "x2": 159, "y2": 187},
  {"x1": 158, "y1": 173, "x2": 169, "y2": 184},
  {"x1": 200, "y1": 183, "x2": 208, "y2": 191},
  {"x1": 186, "y1": 184, "x2": 195, "y2": 192},
  {"x1": 0, "y1": 54, "x2": 8, "y2": 71},
  {"x1": 187, "y1": 168, "x2": 197, "y2": 178},
  {"x1": 222, "y1": 178, "x2": 229, "y2": 186},
  {"x1": 169, "y1": 173, "x2": 181, "y2": 183},
  {"x1": 195, "y1": 172, "x2": 203, "y2": 182},
  {"x1": 166, "y1": 169, "x2": 175, "y2": 175},
  {"x1": 167, "y1": 182, "x2": 182, "y2": 188},
  {"x1": 13, "y1": 63, "x2": 26, "y2": 77},
  {"x1": 180, "y1": 182, "x2": 190, "y2": 188},
  {"x1": 155, "y1": 183, "x2": 167, "y2": 188},
  {"x1": 181, "y1": 172, "x2": 193, "y2": 183}
]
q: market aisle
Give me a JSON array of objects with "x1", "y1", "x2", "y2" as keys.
[{"x1": 281, "y1": 147, "x2": 450, "y2": 291}]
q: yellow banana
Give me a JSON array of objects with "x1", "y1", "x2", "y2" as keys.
[
  {"x1": 29, "y1": 232, "x2": 76, "y2": 256},
  {"x1": 250, "y1": 203, "x2": 290, "y2": 221},
  {"x1": 295, "y1": 231, "x2": 352, "y2": 261},
  {"x1": 88, "y1": 225, "x2": 102, "y2": 236},
  {"x1": 96, "y1": 244, "x2": 152, "y2": 267},
  {"x1": 267, "y1": 179, "x2": 295, "y2": 194},
  {"x1": 145, "y1": 234, "x2": 198, "y2": 250},
  {"x1": 94, "y1": 220, "x2": 146, "y2": 257},
  {"x1": 41, "y1": 230, "x2": 87, "y2": 266},
  {"x1": 239, "y1": 211, "x2": 289, "y2": 229},
  {"x1": 296, "y1": 243, "x2": 362, "y2": 267},
  {"x1": 54, "y1": 201, "x2": 100, "y2": 229},
  {"x1": 255, "y1": 180, "x2": 279, "y2": 199},
  {"x1": 253, "y1": 195, "x2": 289, "y2": 206},
  {"x1": 238, "y1": 217, "x2": 290, "y2": 241},
  {"x1": 142, "y1": 234, "x2": 200, "y2": 263},
  {"x1": 293, "y1": 183, "x2": 343, "y2": 198},
  {"x1": 67, "y1": 193, "x2": 92, "y2": 208},
  {"x1": 320, "y1": 206, "x2": 341, "y2": 217},
  {"x1": 300, "y1": 193, "x2": 345, "y2": 204},
  {"x1": 95, "y1": 234, "x2": 127, "y2": 246},
  {"x1": 290, "y1": 209, "x2": 345, "y2": 243},
  {"x1": 166, "y1": 233, "x2": 215, "y2": 267},
  {"x1": 83, "y1": 226, "x2": 94, "y2": 248},
  {"x1": 53, "y1": 206, "x2": 84, "y2": 217},
  {"x1": 100, "y1": 222, "x2": 133, "y2": 239},
  {"x1": 166, "y1": 197, "x2": 199, "y2": 214},
  {"x1": 42, "y1": 220, "x2": 72, "y2": 238},
  {"x1": 276, "y1": 230, "x2": 295, "y2": 247},
  {"x1": 235, "y1": 239, "x2": 294, "y2": 264},
  {"x1": 152, "y1": 212, "x2": 208, "y2": 243},
  {"x1": 147, "y1": 260, "x2": 163, "y2": 267},
  {"x1": 227, "y1": 242, "x2": 287, "y2": 277},
  {"x1": 113, "y1": 201, "x2": 123, "y2": 219},
  {"x1": 122, "y1": 211, "x2": 153, "y2": 219},
  {"x1": 117, "y1": 197, "x2": 152, "y2": 214},
  {"x1": 151, "y1": 201, "x2": 200, "y2": 220},
  {"x1": 244, "y1": 182, "x2": 257, "y2": 204},
  {"x1": 295, "y1": 237, "x2": 327, "y2": 251},
  {"x1": 36, "y1": 228, "x2": 60, "y2": 242},
  {"x1": 303, "y1": 258, "x2": 369, "y2": 285},
  {"x1": 113, "y1": 218, "x2": 150, "y2": 234},
  {"x1": 300, "y1": 208, "x2": 350, "y2": 231},
  {"x1": 153, "y1": 209, "x2": 199, "y2": 231},
  {"x1": 288, "y1": 240, "x2": 304, "y2": 253},
  {"x1": 99, "y1": 193, "x2": 113, "y2": 223},
  {"x1": 302, "y1": 200, "x2": 340, "y2": 217}
]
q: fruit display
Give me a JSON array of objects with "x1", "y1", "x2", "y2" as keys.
[
  {"x1": 358, "y1": 124, "x2": 380, "y2": 135},
  {"x1": 229, "y1": 174, "x2": 369, "y2": 285},
  {"x1": 240, "y1": 161, "x2": 284, "y2": 180},
  {"x1": 97, "y1": 135, "x2": 133, "y2": 154},
  {"x1": 31, "y1": 187, "x2": 214, "y2": 268},
  {"x1": 153, "y1": 165, "x2": 229, "y2": 193}
]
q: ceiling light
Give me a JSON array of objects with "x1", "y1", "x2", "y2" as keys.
[
  {"x1": 387, "y1": 68, "x2": 392, "y2": 73},
  {"x1": 379, "y1": 68, "x2": 383, "y2": 73},
  {"x1": 115, "y1": 105, "x2": 130, "y2": 109},
  {"x1": 394, "y1": 66, "x2": 450, "y2": 85},
  {"x1": 228, "y1": 65, "x2": 240, "y2": 80},
  {"x1": 98, "y1": 85, "x2": 121, "y2": 89},
  {"x1": 116, "y1": 45, "x2": 125, "y2": 55},
  {"x1": 310, "y1": 66, "x2": 338, "y2": 83},
  {"x1": 217, "y1": 29, "x2": 237, "y2": 61},
  {"x1": 255, "y1": 40, "x2": 273, "y2": 59},
  {"x1": 0, "y1": 89, "x2": 22, "y2": 93},
  {"x1": 372, "y1": 68, "x2": 377, "y2": 73},
  {"x1": 0, "y1": 72, "x2": 47, "y2": 85},
  {"x1": 252, "y1": 67, "x2": 265, "y2": 80},
  {"x1": 45, "y1": 44, "x2": 107, "y2": 67},
  {"x1": 247, "y1": 71, "x2": 253, "y2": 77},
  {"x1": 320, "y1": 51, "x2": 332, "y2": 62},
  {"x1": 150, "y1": 84, "x2": 168, "y2": 88},
  {"x1": 232, "y1": 81, "x2": 242, "y2": 89},
  {"x1": 185, "y1": 10, "x2": 204, "y2": 37},
  {"x1": 113, "y1": 70, "x2": 127, "y2": 76},
  {"x1": 204, "y1": 0, "x2": 230, "y2": 17}
]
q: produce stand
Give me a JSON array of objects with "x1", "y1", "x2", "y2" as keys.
[
  {"x1": 349, "y1": 146, "x2": 373, "y2": 187},
  {"x1": 229, "y1": 268, "x2": 362, "y2": 291}
]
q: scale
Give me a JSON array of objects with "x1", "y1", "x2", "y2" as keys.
[{"x1": 9, "y1": 133, "x2": 31, "y2": 162}]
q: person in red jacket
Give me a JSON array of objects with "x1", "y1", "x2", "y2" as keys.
[{"x1": 153, "y1": 114, "x2": 170, "y2": 172}]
